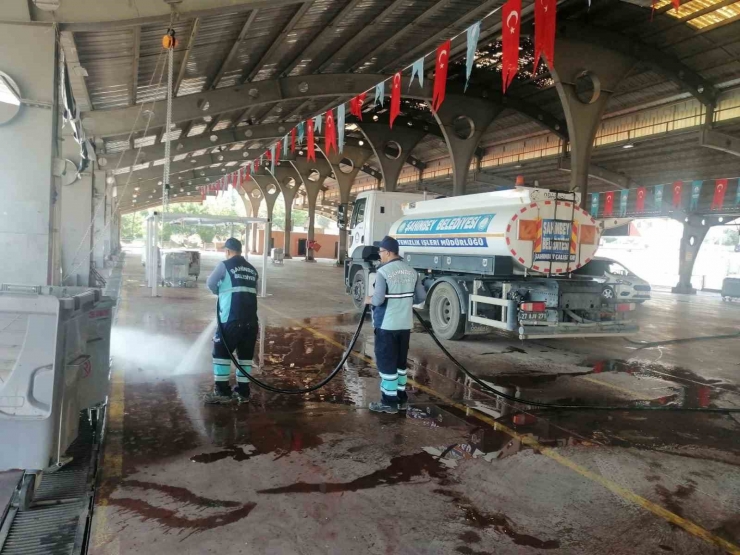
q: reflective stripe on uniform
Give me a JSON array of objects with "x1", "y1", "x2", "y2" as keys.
[
  {"x1": 385, "y1": 293, "x2": 414, "y2": 298},
  {"x1": 220, "y1": 286, "x2": 257, "y2": 294},
  {"x1": 213, "y1": 358, "x2": 232, "y2": 366}
]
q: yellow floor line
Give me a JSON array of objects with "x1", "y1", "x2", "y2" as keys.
[{"x1": 261, "y1": 303, "x2": 740, "y2": 555}]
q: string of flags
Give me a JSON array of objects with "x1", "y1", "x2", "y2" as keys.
[
  {"x1": 588, "y1": 178, "x2": 740, "y2": 217},
  {"x1": 199, "y1": 1, "x2": 555, "y2": 200}
]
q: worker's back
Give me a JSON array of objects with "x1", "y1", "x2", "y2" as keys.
[
  {"x1": 215, "y1": 255, "x2": 258, "y2": 323},
  {"x1": 372, "y1": 258, "x2": 418, "y2": 331}
]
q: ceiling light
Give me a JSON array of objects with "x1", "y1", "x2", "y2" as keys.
[
  {"x1": 372, "y1": 115, "x2": 379, "y2": 122},
  {"x1": 622, "y1": 143, "x2": 634, "y2": 149},
  {"x1": 134, "y1": 187, "x2": 140, "y2": 191},
  {"x1": 358, "y1": 140, "x2": 364, "y2": 146}
]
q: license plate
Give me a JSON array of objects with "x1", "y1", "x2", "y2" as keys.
[{"x1": 520, "y1": 311, "x2": 547, "y2": 321}]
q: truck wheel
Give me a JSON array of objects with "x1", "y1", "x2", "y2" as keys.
[
  {"x1": 351, "y1": 271, "x2": 366, "y2": 311},
  {"x1": 429, "y1": 283, "x2": 466, "y2": 340}
]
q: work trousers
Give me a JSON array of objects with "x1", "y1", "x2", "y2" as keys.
[
  {"x1": 212, "y1": 318, "x2": 258, "y2": 385},
  {"x1": 374, "y1": 328, "x2": 410, "y2": 406}
]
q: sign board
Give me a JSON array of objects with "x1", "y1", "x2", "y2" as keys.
[{"x1": 534, "y1": 219, "x2": 576, "y2": 263}]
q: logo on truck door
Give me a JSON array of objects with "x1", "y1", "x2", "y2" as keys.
[{"x1": 396, "y1": 214, "x2": 495, "y2": 248}]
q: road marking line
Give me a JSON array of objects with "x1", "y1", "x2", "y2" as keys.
[{"x1": 261, "y1": 303, "x2": 740, "y2": 555}]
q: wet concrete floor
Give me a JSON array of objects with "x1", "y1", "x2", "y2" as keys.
[{"x1": 89, "y1": 250, "x2": 740, "y2": 555}]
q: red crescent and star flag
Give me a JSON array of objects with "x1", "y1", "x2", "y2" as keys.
[
  {"x1": 432, "y1": 40, "x2": 451, "y2": 112},
  {"x1": 672, "y1": 181, "x2": 683, "y2": 208},
  {"x1": 533, "y1": 0, "x2": 555, "y2": 75},
  {"x1": 636, "y1": 186, "x2": 647, "y2": 213},
  {"x1": 502, "y1": 0, "x2": 521, "y2": 93},
  {"x1": 290, "y1": 127, "x2": 297, "y2": 153},
  {"x1": 325, "y1": 108, "x2": 337, "y2": 155},
  {"x1": 390, "y1": 72, "x2": 402, "y2": 128},
  {"x1": 712, "y1": 178, "x2": 727, "y2": 209},
  {"x1": 307, "y1": 117, "x2": 316, "y2": 162},
  {"x1": 604, "y1": 191, "x2": 614, "y2": 216}
]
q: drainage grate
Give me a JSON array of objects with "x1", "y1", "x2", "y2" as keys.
[{"x1": 0, "y1": 412, "x2": 102, "y2": 555}]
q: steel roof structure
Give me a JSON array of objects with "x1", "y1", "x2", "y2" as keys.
[{"x1": 37, "y1": 0, "x2": 740, "y2": 213}]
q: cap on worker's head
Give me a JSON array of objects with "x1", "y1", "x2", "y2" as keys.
[
  {"x1": 379, "y1": 235, "x2": 399, "y2": 254},
  {"x1": 224, "y1": 237, "x2": 242, "y2": 253}
]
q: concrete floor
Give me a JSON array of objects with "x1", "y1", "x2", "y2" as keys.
[{"x1": 89, "y1": 249, "x2": 740, "y2": 555}]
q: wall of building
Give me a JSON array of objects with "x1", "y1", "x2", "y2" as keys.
[
  {"x1": 0, "y1": 23, "x2": 57, "y2": 285},
  {"x1": 254, "y1": 230, "x2": 340, "y2": 259}
]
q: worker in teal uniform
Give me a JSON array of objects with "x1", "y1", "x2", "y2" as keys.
[
  {"x1": 205, "y1": 238, "x2": 259, "y2": 404},
  {"x1": 365, "y1": 236, "x2": 426, "y2": 414}
]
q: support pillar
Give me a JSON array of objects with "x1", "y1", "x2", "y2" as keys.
[
  {"x1": 273, "y1": 165, "x2": 303, "y2": 259},
  {"x1": 238, "y1": 181, "x2": 262, "y2": 254},
  {"x1": 291, "y1": 157, "x2": 331, "y2": 261},
  {"x1": 251, "y1": 173, "x2": 280, "y2": 257},
  {"x1": 322, "y1": 145, "x2": 374, "y2": 264},
  {"x1": 550, "y1": 31, "x2": 635, "y2": 201},
  {"x1": 428, "y1": 94, "x2": 501, "y2": 196},
  {"x1": 672, "y1": 220, "x2": 709, "y2": 295},
  {"x1": 0, "y1": 18, "x2": 59, "y2": 285},
  {"x1": 357, "y1": 122, "x2": 426, "y2": 192}
]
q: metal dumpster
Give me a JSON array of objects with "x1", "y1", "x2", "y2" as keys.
[
  {"x1": 721, "y1": 277, "x2": 740, "y2": 300},
  {"x1": 0, "y1": 285, "x2": 107, "y2": 471}
]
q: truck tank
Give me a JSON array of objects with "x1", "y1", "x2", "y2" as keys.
[{"x1": 389, "y1": 188, "x2": 600, "y2": 275}]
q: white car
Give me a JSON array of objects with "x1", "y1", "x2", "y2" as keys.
[{"x1": 574, "y1": 257, "x2": 651, "y2": 303}]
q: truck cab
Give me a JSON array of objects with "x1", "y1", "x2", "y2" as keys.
[{"x1": 344, "y1": 191, "x2": 427, "y2": 307}]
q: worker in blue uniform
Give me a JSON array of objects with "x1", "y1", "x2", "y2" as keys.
[
  {"x1": 365, "y1": 236, "x2": 426, "y2": 414},
  {"x1": 205, "y1": 238, "x2": 259, "y2": 404}
]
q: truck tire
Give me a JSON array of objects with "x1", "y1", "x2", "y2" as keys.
[
  {"x1": 351, "y1": 271, "x2": 366, "y2": 311},
  {"x1": 429, "y1": 282, "x2": 466, "y2": 340}
]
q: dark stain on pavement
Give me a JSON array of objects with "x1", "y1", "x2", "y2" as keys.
[
  {"x1": 654, "y1": 483, "x2": 696, "y2": 520},
  {"x1": 435, "y1": 488, "x2": 560, "y2": 550},
  {"x1": 190, "y1": 445, "x2": 254, "y2": 464},
  {"x1": 109, "y1": 480, "x2": 256, "y2": 533},
  {"x1": 257, "y1": 452, "x2": 447, "y2": 494}
]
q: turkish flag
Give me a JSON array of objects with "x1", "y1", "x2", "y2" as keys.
[
  {"x1": 350, "y1": 93, "x2": 366, "y2": 120},
  {"x1": 712, "y1": 178, "x2": 727, "y2": 209},
  {"x1": 604, "y1": 191, "x2": 614, "y2": 216},
  {"x1": 290, "y1": 127, "x2": 297, "y2": 153},
  {"x1": 533, "y1": 0, "x2": 555, "y2": 75},
  {"x1": 254, "y1": 157, "x2": 259, "y2": 173},
  {"x1": 307, "y1": 118, "x2": 316, "y2": 162},
  {"x1": 390, "y1": 72, "x2": 401, "y2": 128},
  {"x1": 325, "y1": 109, "x2": 337, "y2": 155},
  {"x1": 432, "y1": 40, "x2": 451, "y2": 112},
  {"x1": 200, "y1": 186, "x2": 205, "y2": 202},
  {"x1": 671, "y1": 181, "x2": 682, "y2": 208},
  {"x1": 502, "y1": 0, "x2": 521, "y2": 93},
  {"x1": 245, "y1": 163, "x2": 251, "y2": 179},
  {"x1": 636, "y1": 186, "x2": 647, "y2": 212},
  {"x1": 672, "y1": 0, "x2": 680, "y2": 11},
  {"x1": 274, "y1": 143, "x2": 280, "y2": 166}
]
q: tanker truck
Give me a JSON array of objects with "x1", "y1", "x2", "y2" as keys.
[{"x1": 343, "y1": 187, "x2": 639, "y2": 340}]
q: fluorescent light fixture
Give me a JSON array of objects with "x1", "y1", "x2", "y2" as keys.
[{"x1": 622, "y1": 143, "x2": 634, "y2": 149}]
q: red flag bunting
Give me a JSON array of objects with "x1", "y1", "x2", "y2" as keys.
[
  {"x1": 533, "y1": 0, "x2": 555, "y2": 75},
  {"x1": 274, "y1": 143, "x2": 280, "y2": 167},
  {"x1": 390, "y1": 72, "x2": 401, "y2": 128},
  {"x1": 290, "y1": 127, "x2": 297, "y2": 153},
  {"x1": 325, "y1": 109, "x2": 337, "y2": 155},
  {"x1": 245, "y1": 163, "x2": 251, "y2": 179},
  {"x1": 712, "y1": 178, "x2": 727, "y2": 209},
  {"x1": 254, "y1": 157, "x2": 259, "y2": 173},
  {"x1": 604, "y1": 191, "x2": 614, "y2": 216},
  {"x1": 672, "y1": 181, "x2": 683, "y2": 208},
  {"x1": 672, "y1": 0, "x2": 680, "y2": 11},
  {"x1": 636, "y1": 186, "x2": 647, "y2": 213},
  {"x1": 200, "y1": 186, "x2": 205, "y2": 202},
  {"x1": 502, "y1": 0, "x2": 521, "y2": 93},
  {"x1": 432, "y1": 40, "x2": 450, "y2": 112},
  {"x1": 350, "y1": 93, "x2": 367, "y2": 120},
  {"x1": 307, "y1": 118, "x2": 316, "y2": 162}
]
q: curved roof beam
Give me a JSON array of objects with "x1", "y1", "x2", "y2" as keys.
[
  {"x1": 552, "y1": 21, "x2": 718, "y2": 108},
  {"x1": 83, "y1": 74, "x2": 397, "y2": 138},
  {"x1": 36, "y1": 0, "x2": 305, "y2": 31}
]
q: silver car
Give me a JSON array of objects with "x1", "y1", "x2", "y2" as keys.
[{"x1": 574, "y1": 257, "x2": 651, "y2": 303}]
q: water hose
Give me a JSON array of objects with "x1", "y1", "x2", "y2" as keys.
[
  {"x1": 411, "y1": 310, "x2": 740, "y2": 414},
  {"x1": 216, "y1": 299, "x2": 739, "y2": 413},
  {"x1": 216, "y1": 300, "x2": 368, "y2": 394}
]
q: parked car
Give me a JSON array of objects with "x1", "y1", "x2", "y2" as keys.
[{"x1": 573, "y1": 257, "x2": 652, "y2": 303}]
